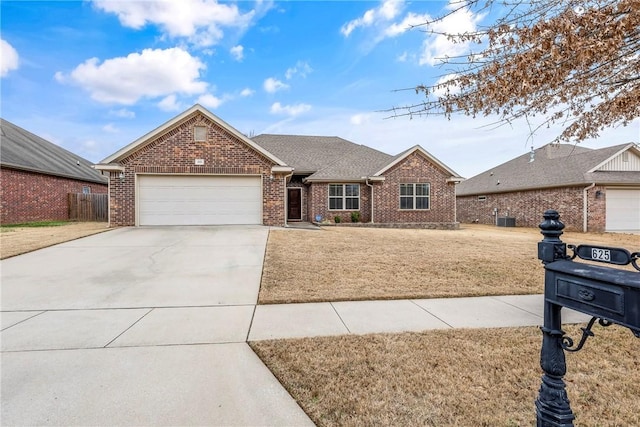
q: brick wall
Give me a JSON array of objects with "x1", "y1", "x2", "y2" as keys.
[
  {"x1": 0, "y1": 167, "x2": 107, "y2": 224},
  {"x1": 456, "y1": 185, "x2": 607, "y2": 231},
  {"x1": 305, "y1": 152, "x2": 458, "y2": 226},
  {"x1": 373, "y1": 152, "x2": 457, "y2": 225},
  {"x1": 108, "y1": 112, "x2": 283, "y2": 226},
  {"x1": 307, "y1": 182, "x2": 372, "y2": 223}
]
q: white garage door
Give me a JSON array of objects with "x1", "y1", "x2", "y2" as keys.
[
  {"x1": 138, "y1": 175, "x2": 262, "y2": 226},
  {"x1": 606, "y1": 188, "x2": 640, "y2": 233}
]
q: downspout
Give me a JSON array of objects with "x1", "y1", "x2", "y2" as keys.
[
  {"x1": 283, "y1": 171, "x2": 294, "y2": 227},
  {"x1": 107, "y1": 171, "x2": 111, "y2": 227},
  {"x1": 583, "y1": 183, "x2": 596, "y2": 232},
  {"x1": 453, "y1": 182, "x2": 457, "y2": 224},
  {"x1": 365, "y1": 178, "x2": 374, "y2": 223}
]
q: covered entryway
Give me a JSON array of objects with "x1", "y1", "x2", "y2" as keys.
[
  {"x1": 138, "y1": 175, "x2": 262, "y2": 225},
  {"x1": 605, "y1": 188, "x2": 640, "y2": 233}
]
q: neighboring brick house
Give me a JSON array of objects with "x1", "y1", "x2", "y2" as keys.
[
  {"x1": 0, "y1": 118, "x2": 108, "y2": 224},
  {"x1": 456, "y1": 143, "x2": 640, "y2": 233},
  {"x1": 95, "y1": 104, "x2": 463, "y2": 228}
]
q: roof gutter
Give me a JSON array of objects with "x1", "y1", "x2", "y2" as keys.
[
  {"x1": 303, "y1": 177, "x2": 385, "y2": 184},
  {"x1": 583, "y1": 182, "x2": 596, "y2": 232},
  {"x1": 94, "y1": 164, "x2": 125, "y2": 172},
  {"x1": 1, "y1": 163, "x2": 107, "y2": 184},
  {"x1": 271, "y1": 165, "x2": 294, "y2": 174}
]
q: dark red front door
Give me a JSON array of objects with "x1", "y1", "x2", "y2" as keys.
[{"x1": 287, "y1": 188, "x2": 302, "y2": 220}]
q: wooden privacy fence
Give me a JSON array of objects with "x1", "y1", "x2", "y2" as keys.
[{"x1": 68, "y1": 193, "x2": 108, "y2": 222}]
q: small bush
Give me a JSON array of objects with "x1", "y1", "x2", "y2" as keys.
[
  {"x1": 334, "y1": 216, "x2": 342, "y2": 223},
  {"x1": 350, "y1": 212, "x2": 360, "y2": 223}
]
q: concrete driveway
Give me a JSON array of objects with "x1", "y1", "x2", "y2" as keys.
[{"x1": 1, "y1": 226, "x2": 313, "y2": 426}]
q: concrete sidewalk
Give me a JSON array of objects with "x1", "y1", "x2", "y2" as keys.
[{"x1": 248, "y1": 294, "x2": 592, "y2": 341}]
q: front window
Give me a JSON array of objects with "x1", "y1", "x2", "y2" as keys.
[
  {"x1": 329, "y1": 184, "x2": 360, "y2": 210},
  {"x1": 399, "y1": 183, "x2": 430, "y2": 210}
]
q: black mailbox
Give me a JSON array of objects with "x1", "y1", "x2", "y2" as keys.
[
  {"x1": 545, "y1": 260, "x2": 640, "y2": 334},
  {"x1": 535, "y1": 210, "x2": 639, "y2": 427}
]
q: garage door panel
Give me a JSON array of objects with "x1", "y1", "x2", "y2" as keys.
[
  {"x1": 138, "y1": 175, "x2": 262, "y2": 226},
  {"x1": 606, "y1": 189, "x2": 640, "y2": 232},
  {"x1": 140, "y1": 187, "x2": 261, "y2": 201}
]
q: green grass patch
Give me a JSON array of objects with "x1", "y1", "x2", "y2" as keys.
[{"x1": 1, "y1": 221, "x2": 70, "y2": 229}]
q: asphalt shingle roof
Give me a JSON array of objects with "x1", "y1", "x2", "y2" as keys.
[
  {"x1": 456, "y1": 143, "x2": 639, "y2": 196},
  {"x1": 1, "y1": 118, "x2": 107, "y2": 184},
  {"x1": 252, "y1": 134, "x2": 393, "y2": 180}
]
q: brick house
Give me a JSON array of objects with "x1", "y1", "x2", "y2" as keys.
[
  {"x1": 0, "y1": 118, "x2": 108, "y2": 224},
  {"x1": 252, "y1": 134, "x2": 463, "y2": 227},
  {"x1": 95, "y1": 104, "x2": 463, "y2": 228},
  {"x1": 456, "y1": 143, "x2": 640, "y2": 233}
]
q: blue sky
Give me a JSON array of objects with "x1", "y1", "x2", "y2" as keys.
[{"x1": 2, "y1": 0, "x2": 638, "y2": 178}]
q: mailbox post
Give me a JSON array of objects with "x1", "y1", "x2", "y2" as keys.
[{"x1": 536, "y1": 210, "x2": 640, "y2": 426}]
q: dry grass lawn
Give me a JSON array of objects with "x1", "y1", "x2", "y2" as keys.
[
  {"x1": 259, "y1": 225, "x2": 639, "y2": 304},
  {"x1": 0, "y1": 222, "x2": 110, "y2": 259},
  {"x1": 251, "y1": 324, "x2": 640, "y2": 426}
]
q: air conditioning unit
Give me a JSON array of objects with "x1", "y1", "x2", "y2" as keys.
[{"x1": 497, "y1": 217, "x2": 516, "y2": 227}]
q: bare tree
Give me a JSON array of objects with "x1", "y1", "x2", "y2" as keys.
[{"x1": 392, "y1": 0, "x2": 639, "y2": 142}]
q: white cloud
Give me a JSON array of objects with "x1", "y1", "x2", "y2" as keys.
[
  {"x1": 263, "y1": 77, "x2": 289, "y2": 93},
  {"x1": 270, "y1": 102, "x2": 311, "y2": 116},
  {"x1": 240, "y1": 87, "x2": 255, "y2": 97},
  {"x1": 1, "y1": 39, "x2": 19, "y2": 77},
  {"x1": 341, "y1": 0, "x2": 403, "y2": 37},
  {"x1": 432, "y1": 73, "x2": 461, "y2": 98},
  {"x1": 102, "y1": 123, "x2": 119, "y2": 133},
  {"x1": 230, "y1": 45, "x2": 244, "y2": 61},
  {"x1": 419, "y1": 4, "x2": 484, "y2": 66},
  {"x1": 396, "y1": 51, "x2": 408, "y2": 62},
  {"x1": 82, "y1": 139, "x2": 99, "y2": 150},
  {"x1": 197, "y1": 93, "x2": 225, "y2": 109},
  {"x1": 285, "y1": 61, "x2": 312, "y2": 80},
  {"x1": 57, "y1": 47, "x2": 207, "y2": 105},
  {"x1": 91, "y1": 0, "x2": 259, "y2": 47},
  {"x1": 158, "y1": 94, "x2": 183, "y2": 112},
  {"x1": 109, "y1": 108, "x2": 136, "y2": 119},
  {"x1": 384, "y1": 12, "x2": 429, "y2": 37},
  {"x1": 350, "y1": 113, "x2": 373, "y2": 125}
]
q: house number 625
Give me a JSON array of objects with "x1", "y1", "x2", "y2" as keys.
[{"x1": 591, "y1": 248, "x2": 611, "y2": 262}]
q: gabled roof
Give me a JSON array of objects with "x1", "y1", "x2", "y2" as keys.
[
  {"x1": 251, "y1": 134, "x2": 365, "y2": 175},
  {"x1": 374, "y1": 145, "x2": 463, "y2": 181},
  {"x1": 307, "y1": 143, "x2": 393, "y2": 181},
  {"x1": 252, "y1": 134, "x2": 462, "y2": 182},
  {"x1": 97, "y1": 104, "x2": 287, "y2": 166},
  {"x1": 0, "y1": 118, "x2": 107, "y2": 184},
  {"x1": 457, "y1": 143, "x2": 640, "y2": 196},
  {"x1": 252, "y1": 134, "x2": 393, "y2": 181}
]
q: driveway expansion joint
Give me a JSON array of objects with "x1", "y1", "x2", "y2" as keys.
[{"x1": 104, "y1": 308, "x2": 153, "y2": 348}]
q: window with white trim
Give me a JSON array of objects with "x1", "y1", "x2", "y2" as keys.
[
  {"x1": 194, "y1": 126, "x2": 207, "y2": 141},
  {"x1": 82, "y1": 186, "x2": 91, "y2": 194},
  {"x1": 329, "y1": 184, "x2": 360, "y2": 210},
  {"x1": 399, "y1": 183, "x2": 430, "y2": 210}
]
